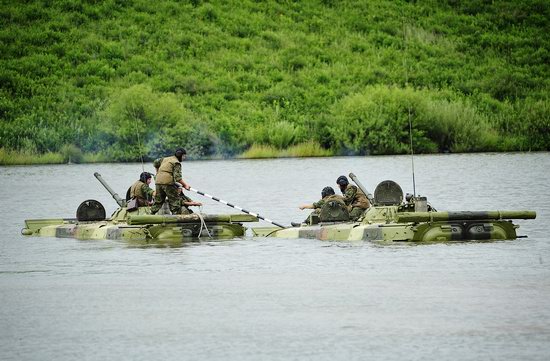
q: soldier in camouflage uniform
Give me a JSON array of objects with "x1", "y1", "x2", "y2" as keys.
[
  {"x1": 176, "y1": 185, "x2": 202, "y2": 215},
  {"x1": 296, "y1": 186, "x2": 345, "y2": 225},
  {"x1": 150, "y1": 148, "x2": 192, "y2": 215},
  {"x1": 128, "y1": 172, "x2": 155, "y2": 206},
  {"x1": 336, "y1": 175, "x2": 370, "y2": 220}
]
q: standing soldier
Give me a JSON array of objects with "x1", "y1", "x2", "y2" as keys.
[
  {"x1": 150, "y1": 148, "x2": 192, "y2": 215},
  {"x1": 127, "y1": 172, "x2": 155, "y2": 206},
  {"x1": 336, "y1": 175, "x2": 370, "y2": 220}
]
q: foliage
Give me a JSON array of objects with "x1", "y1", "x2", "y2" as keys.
[
  {"x1": 0, "y1": 148, "x2": 63, "y2": 165},
  {"x1": 0, "y1": 0, "x2": 549, "y2": 165},
  {"x1": 60, "y1": 144, "x2": 83, "y2": 164},
  {"x1": 240, "y1": 141, "x2": 333, "y2": 159},
  {"x1": 239, "y1": 144, "x2": 280, "y2": 159},
  {"x1": 329, "y1": 86, "x2": 501, "y2": 154}
]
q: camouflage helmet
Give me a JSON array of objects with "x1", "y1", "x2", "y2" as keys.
[
  {"x1": 321, "y1": 186, "x2": 335, "y2": 198},
  {"x1": 336, "y1": 175, "x2": 349, "y2": 186}
]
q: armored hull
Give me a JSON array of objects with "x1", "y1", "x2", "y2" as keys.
[
  {"x1": 253, "y1": 180, "x2": 536, "y2": 242},
  {"x1": 253, "y1": 207, "x2": 535, "y2": 242},
  {"x1": 23, "y1": 205, "x2": 257, "y2": 242}
]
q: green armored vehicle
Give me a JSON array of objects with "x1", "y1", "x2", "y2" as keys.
[
  {"x1": 252, "y1": 174, "x2": 536, "y2": 242},
  {"x1": 22, "y1": 173, "x2": 257, "y2": 242}
]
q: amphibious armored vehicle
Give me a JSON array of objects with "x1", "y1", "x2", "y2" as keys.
[
  {"x1": 252, "y1": 174, "x2": 536, "y2": 242},
  {"x1": 22, "y1": 173, "x2": 257, "y2": 242}
]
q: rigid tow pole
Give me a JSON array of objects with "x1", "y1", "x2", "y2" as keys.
[{"x1": 189, "y1": 187, "x2": 286, "y2": 228}]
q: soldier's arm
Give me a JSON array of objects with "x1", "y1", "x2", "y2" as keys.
[
  {"x1": 343, "y1": 187, "x2": 357, "y2": 205},
  {"x1": 153, "y1": 158, "x2": 162, "y2": 170},
  {"x1": 180, "y1": 193, "x2": 192, "y2": 202},
  {"x1": 142, "y1": 184, "x2": 154, "y2": 198},
  {"x1": 183, "y1": 200, "x2": 202, "y2": 207},
  {"x1": 181, "y1": 193, "x2": 201, "y2": 206},
  {"x1": 141, "y1": 184, "x2": 154, "y2": 204},
  {"x1": 173, "y1": 163, "x2": 190, "y2": 190},
  {"x1": 312, "y1": 199, "x2": 325, "y2": 209}
]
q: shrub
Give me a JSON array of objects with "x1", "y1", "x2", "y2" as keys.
[
  {"x1": 245, "y1": 120, "x2": 303, "y2": 149},
  {"x1": 99, "y1": 84, "x2": 197, "y2": 161},
  {"x1": 60, "y1": 144, "x2": 83, "y2": 163},
  {"x1": 330, "y1": 85, "x2": 500, "y2": 154},
  {"x1": 516, "y1": 98, "x2": 550, "y2": 150},
  {"x1": 284, "y1": 140, "x2": 333, "y2": 157},
  {"x1": 239, "y1": 144, "x2": 279, "y2": 159}
]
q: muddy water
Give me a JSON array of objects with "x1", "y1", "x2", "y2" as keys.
[{"x1": 1, "y1": 153, "x2": 549, "y2": 360}]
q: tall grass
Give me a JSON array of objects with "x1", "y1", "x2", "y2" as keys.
[
  {"x1": 240, "y1": 141, "x2": 333, "y2": 159},
  {"x1": 0, "y1": 148, "x2": 63, "y2": 165},
  {"x1": 0, "y1": 148, "x2": 110, "y2": 165},
  {"x1": 239, "y1": 144, "x2": 279, "y2": 159}
]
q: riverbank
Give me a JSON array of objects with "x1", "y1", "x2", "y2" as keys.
[
  {"x1": 0, "y1": 147, "x2": 108, "y2": 165},
  {"x1": 2, "y1": 143, "x2": 546, "y2": 166},
  {"x1": 0, "y1": 142, "x2": 332, "y2": 165}
]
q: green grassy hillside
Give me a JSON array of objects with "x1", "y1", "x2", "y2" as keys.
[{"x1": 1, "y1": 0, "x2": 549, "y2": 163}]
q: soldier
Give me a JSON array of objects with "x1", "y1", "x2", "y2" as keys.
[
  {"x1": 336, "y1": 175, "x2": 370, "y2": 220},
  {"x1": 177, "y1": 184, "x2": 202, "y2": 215},
  {"x1": 127, "y1": 172, "x2": 155, "y2": 206},
  {"x1": 294, "y1": 186, "x2": 345, "y2": 226},
  {"x1": 150, "y1": 148, "x2": 192, "y2": 215}
]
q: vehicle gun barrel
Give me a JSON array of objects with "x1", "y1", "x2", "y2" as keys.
[
  {"x1": 93, "y1": 172, "x2": 126, "y2": 207},
  {"x1": 396, "y1": 211, "x2": 537, "y2": 223},
  {"x1": 349, "y1": 173, "x2": 375, "y2": 204}
]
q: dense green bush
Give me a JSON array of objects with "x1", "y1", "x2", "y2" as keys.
[
  {"x1": 60, "y1": 144, "x2": 83, "y2": 164},
  {"x1": 0, "y1": 0, "x2": 549, "y2": 164},
  {"x1": 97, "y1": 84, "x2": 215, "y2": 161},
  {"x1": 329, "y1": 86, "x2": 506, "y2": 154}
]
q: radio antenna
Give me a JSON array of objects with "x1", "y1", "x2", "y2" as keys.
[
  {"x1": 403, "y1": 20, "x2": 416, "y2": 197},
  {"x1": 135, "y1": 120, "x2": 145, "y2": 172},
  {"x1": 408, "y1": 108, "x2": 416, "y2": 198}
]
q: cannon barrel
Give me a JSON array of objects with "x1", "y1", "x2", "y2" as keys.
[
  {"x1": 94, "y1": 172, "x2": 126, "y2": 207},
  {"x1": 396, "y1": 211, "x2": 537, "y2": 223},
  {"x1": 349, "y1": 173, "x2": 375, "y2": 205}
]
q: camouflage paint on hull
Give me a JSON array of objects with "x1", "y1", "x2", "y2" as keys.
[
  {"x1": 252, "y1": 207, "x2": 534, "y2": 242},
  {"x1": 22, "y1": 220, "x2": 247, "y2": 241},
  {"x1": 253, "y1": 220, "x2": 518, "y2": 242},
  {"x1": 22, "y1": 207, "x2": 256, "y2": 242},
  {"x1": 24, "y1": 221, "x2": 246, "y2": 241}
]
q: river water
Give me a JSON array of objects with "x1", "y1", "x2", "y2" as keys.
[{"x1": 1, "y1": 153, "x2": 549, "y2": 360}]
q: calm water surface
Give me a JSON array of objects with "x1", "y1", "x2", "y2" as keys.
[{"x1": 1, "y1": 153, "x2": 549, "y2": 360}]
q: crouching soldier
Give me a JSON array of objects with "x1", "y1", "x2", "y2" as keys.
[
  {"x1": 336, "y1": 175, "x2": 370, "y2": 220},
  {"x1": 177, "y1": 185, "x2": 202, "y2": 215},
  {"x1": 127, "y1": 172, "x2": 155, "y2": 206},
  {"x1": 294, "y1": 186, "x2": 347, "y2": 226}
]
